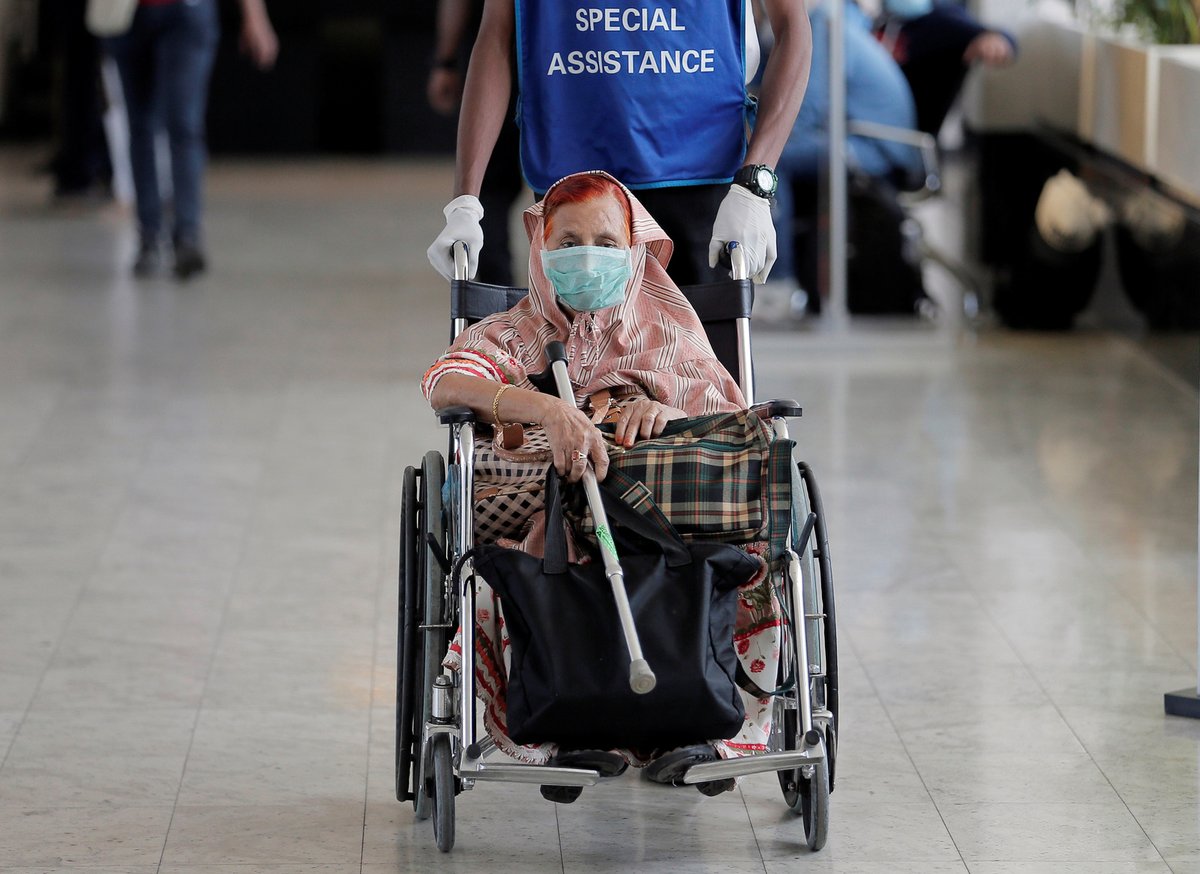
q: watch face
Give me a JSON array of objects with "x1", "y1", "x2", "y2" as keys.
[{"x1": 756, "y1": 168, "x2": 776, "y2": 195}]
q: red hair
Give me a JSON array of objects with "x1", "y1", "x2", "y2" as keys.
[{"x1": 542, "y1": 174, "x2": 633, "y2": 243}]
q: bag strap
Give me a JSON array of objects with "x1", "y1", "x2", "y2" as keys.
[
  {"x1": 542, "y1": 467, "x2": 692, "y2": 573},
  {"x1": 542, "y1": 466, "x2": 571, "y2": 574},
  {"x1": 596, "y1": 478, "x2": 691, "y2": 568}
]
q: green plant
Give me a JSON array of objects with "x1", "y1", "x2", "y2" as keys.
[{"x1": 1113, "y1": 0, "x2": 1200, "y2": 43}]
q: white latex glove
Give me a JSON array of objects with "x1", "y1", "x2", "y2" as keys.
[
  {"x1": 427, "y1": 194, "x2": 485, "y2": 281},
  {"x1": 1034, "y1": 170, "x2": 1109, "y2": 253},
  {"x1": 708, "y1": 184, "x2": 777, "y2": 284}
]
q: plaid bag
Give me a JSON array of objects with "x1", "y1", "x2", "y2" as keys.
[
  {"x1": 472, "y1": 428, "x2": 551, "y2": 543},
  {"x1": 599, "y1": 410, "x2": 795, "y2": 557}
]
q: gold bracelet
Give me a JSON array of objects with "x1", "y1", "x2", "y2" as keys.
[{"x1": 491, "y1": 383, "x2": 512, "y2": 426}]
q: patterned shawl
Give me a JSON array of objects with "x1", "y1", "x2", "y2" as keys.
[{"x1": 422, "y1": 171, "x2": 745, "y2": 414}]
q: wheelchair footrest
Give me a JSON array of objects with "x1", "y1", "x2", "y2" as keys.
[
  {"x1": 680, "y1": 749, "x2": 824, "y2": 784},
  {"x1": 458, "y1": 761, "x2": 601, "y2": 787}
]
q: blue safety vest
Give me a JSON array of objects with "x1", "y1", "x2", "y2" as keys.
[{"x1": 515, "y1": 0, "x2": 751, "y2": 192}]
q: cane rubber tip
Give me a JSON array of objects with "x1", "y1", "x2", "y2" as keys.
[{"x1": 630, "y1": 660, "x2": 656, "y2": 695}]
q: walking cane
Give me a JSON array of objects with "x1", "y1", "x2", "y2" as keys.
[{"x1": 544, "y1": 341, "x2": 657, "y2": 695}]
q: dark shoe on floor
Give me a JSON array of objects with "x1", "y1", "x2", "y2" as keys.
[
  {"x1": 644, "y1": 743, "x2": 735, "y2": 795},
  {"x1": 539, "y1": 784, "x2": 583, "y2": 804},
  {"x1": 173, "y1": 243, "x2": 207, "y2": 280},
  {"x1": 539, "y1": 749, "x2": 628, "y2": 804},
  {"x1": 133, "y1": 239, "x2": 161, "y2": 278}
]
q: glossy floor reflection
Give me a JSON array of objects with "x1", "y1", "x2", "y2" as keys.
[{"x1": 0, "y1": 153, "x2": 1197, "y2": 874}]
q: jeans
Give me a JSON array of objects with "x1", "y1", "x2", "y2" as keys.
[{"x1": 105, "y1": 0, "x2": 219, "y2": 246}]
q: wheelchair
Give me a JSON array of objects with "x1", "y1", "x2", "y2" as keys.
[{"x1": 396, "y1": 242, "x2": 839, "y2": 853}]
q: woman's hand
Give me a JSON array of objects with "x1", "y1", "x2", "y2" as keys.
[
  {"x1": 612, "y1": 398, "x2": 686, "y2": 448},
  {"x1": 543, "y1": 399, "x2": 610, "y2": 482}
]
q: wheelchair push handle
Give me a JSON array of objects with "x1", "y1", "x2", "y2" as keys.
[
  {"x1": 452, "y1": 240, "x2": 470, "y2": 282},
  {"x1": 543, "y1": 344, "x2": 657, "y2": 696},
  {"x1": 719, "y1": 241, "x2": 750, "y2": 282}
]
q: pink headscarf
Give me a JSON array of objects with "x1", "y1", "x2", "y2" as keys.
[{"x1": 423, "y1": 171, "x2": 744, "y2": 414}]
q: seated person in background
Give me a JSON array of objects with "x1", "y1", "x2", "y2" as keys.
[
  {"x1": 423, "y1": 171, "x2": 780, "y2": 798},
  {"x1": 767, "y1": 0, "x2": 922, "y2": 315},
  {"x1": 876, "y1": 0, "x2": 1018, "y2": 135}
]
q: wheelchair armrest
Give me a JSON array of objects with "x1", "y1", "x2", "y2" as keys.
[
  {"x1": 847, "y1": 119, "x2": 941, "y2": 198},
  {"x1": 751, "y1": 400, "x2": 803, "y2": 420},
  {"x1": 436, "y1": 405, "x2": 477, "y2": 425}
]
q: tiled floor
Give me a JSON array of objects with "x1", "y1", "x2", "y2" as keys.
[{"x1": 0, "y1": 152, "x2": 1197, "y2": 873}]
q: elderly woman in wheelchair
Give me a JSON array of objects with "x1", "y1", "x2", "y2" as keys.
[
  {"x1": 424, "y1": 171, "x2": 745, "y2": 482},
  {"x1": 403, "y1": 170, "x2": 836, "y2": 852}
]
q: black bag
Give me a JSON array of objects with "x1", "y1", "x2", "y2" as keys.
[
  {"x1": 471, "y1": 469, "x2": 760, "y2": 750},
  {"x1": 846, "y1": 173, "x2": 929, "y2": 315},
  {"x1": 993, "y1": 226, "x2": 1103, "y2": 330}
]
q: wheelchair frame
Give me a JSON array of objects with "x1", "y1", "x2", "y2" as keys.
[{"x1": 396, "y1": 243, "x2": 839, "y2": 853}]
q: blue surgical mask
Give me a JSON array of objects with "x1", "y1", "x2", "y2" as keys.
[
  {"x1": 884, "y1": 0, "x2": 933, "y2": 17},
  {"x1": 540, "y1": 246, "x2": 632, "y2": 312}
]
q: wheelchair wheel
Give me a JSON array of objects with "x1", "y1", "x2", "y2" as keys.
[
  {"x1": 395, "y1": 465, "x2": 419, "y2": 803},
  {"x1": 412, "y1": 451, "x2": 449, "y2": 821},
  {"x1": 798, "y1": 460, "x2": 839, "y2": 792},
  {"x1": 800, "y1": 737, "x2": 830, "y2": 850},
  {"x1": 775, "y1": 703, "x2": 830, "y2": 851},
  {"x1": 430, "y1": 734, "x2": 456, "y2": 853}
]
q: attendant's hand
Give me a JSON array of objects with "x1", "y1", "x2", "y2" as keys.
[
  {"x1": 543, "y1": 400, "x2": 610, "y2": 482},
  {"x1": 612, "y1": 399, "x2": 686, "y2": 448},
  {"x1": 709, "y1": 185, "x2": 777, "y2": 284},
  {"x1": 427, "y1": 195, "x2": 484, "y2": 280}
]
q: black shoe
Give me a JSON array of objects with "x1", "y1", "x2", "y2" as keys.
[
  {"x1": 173, "y1": 243, "x2": 207, "y2": 280},
  {"x1": 539, "y1": 749, "x2": 628, "y2": 804},
  {"x1": 539, "y1": 784, "x2": 583, "y2": 804},
  {"x1": 644, "y1": 743, "x2": 735, "y2": 796},
  {"x1": 133, "y1": 239, "x2": 161, "y2": 278}
]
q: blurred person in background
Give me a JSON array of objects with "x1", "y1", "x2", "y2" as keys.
[
  {"x1": 766, "y1": 0, "x2": 922, "y2": 317},
  {"x1": 876, "y1": 0, "x2": 1017, "y2": 135},
  {"x1": 48, "y1": 0, "x2": 111, "y2": 202},
  {"x1": 104, "y1": 0, "x2": 278, "y2": 280}
]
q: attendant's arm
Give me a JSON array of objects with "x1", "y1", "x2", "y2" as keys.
[
  {"x1": 431, "y1": 373, "x2": 610, "y2": 481},
  {"x1": 745, "y1": 0, "x2": 813, "y2": 168},
  {"x1": 454, "y1": 0, "x2": 516, "y2": 196}
]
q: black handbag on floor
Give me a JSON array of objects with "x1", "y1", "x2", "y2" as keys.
[{"x1": 471, "y1": 469, "x2": 760, "y2": 750}]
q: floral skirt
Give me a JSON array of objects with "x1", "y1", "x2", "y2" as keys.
[{"x1": 443, "y1": 540, "x2": 783, "y2": 767}]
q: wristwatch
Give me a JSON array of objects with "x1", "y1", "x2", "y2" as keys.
[{"x1": 733, "y1": 164, "x2": 778, "y2": 199}]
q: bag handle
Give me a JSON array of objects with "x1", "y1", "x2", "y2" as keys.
[{"x1": 543, "y1": 467, "x2": 691, "y2": 573}]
